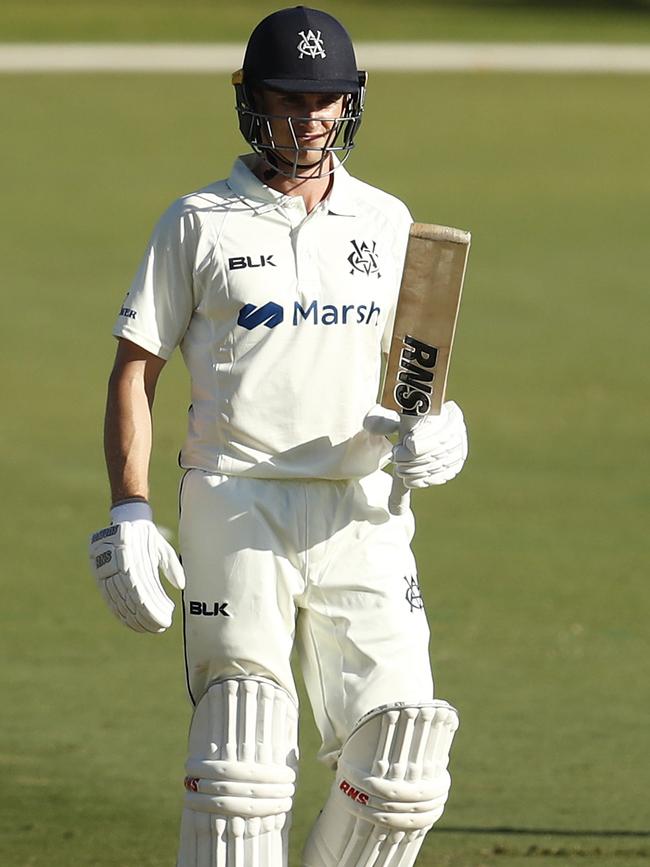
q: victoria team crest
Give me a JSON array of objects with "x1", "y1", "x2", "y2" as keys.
[
  {"x1": 403, "y1": 575, "x2": 424, "y2": 612},
  {"x1": 348, "y1": 240, "x2": 380, "y2": 277},
  {"x1": 297, "y1": 30, "x2": 326, "y2": 59}
]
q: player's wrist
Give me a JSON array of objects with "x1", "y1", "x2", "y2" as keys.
[{"x1": 110, "y1": 498, "x2": 153, "y2": 523}]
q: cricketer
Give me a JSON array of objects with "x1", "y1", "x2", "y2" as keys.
[{"x1": 89, "y1": 7, "x2": 468, "y2": 865}]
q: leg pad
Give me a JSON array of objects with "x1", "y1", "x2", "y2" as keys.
[
  {"x1": 302, "y1": 700, "x2": 459, "y2": 867},
  {"x1": 178, "y1": 677, "x2": 299, "y2": 867}
]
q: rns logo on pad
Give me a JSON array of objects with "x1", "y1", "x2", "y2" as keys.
[{"x1": 237, "y1": 300, "x2": 381, "y2": 330}]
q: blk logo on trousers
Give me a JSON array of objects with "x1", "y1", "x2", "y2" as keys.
[{"x1": 189, "y1": 601, "x2": 230, "y2": 617}]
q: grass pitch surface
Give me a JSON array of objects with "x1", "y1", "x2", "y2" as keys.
[{"x1": 0, "y1": 69, "x2": 649, "y2": 866}]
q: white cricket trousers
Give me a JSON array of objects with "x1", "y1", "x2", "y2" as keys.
[{"x1": 179, "y1": 468, "x2": 434, "y2": 766}]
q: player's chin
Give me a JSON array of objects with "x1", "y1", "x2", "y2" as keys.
[
  {"x1": 295, "y1": 145, "x2": 326, "y2": 162},
  {"x1": 273, "y1": 145, "x2": 329, "y2": 176},
  {"x1": 298, "y1": 145, "x2": 333, "y2": 171}
]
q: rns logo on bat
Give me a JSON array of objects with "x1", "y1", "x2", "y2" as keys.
[
  {"x1": 237, "y1": 300, "x2": 381, "y2": 330},
  {"x1": 394, "y1": 335, "x2": 439, "y2": 416}
]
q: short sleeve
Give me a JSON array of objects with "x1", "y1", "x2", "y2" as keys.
[
  {"x1": 381, "y1": 202, "x2": 413, "y2": 355},
  {"x1": 112, "y1": 202, "x2": 197, "y2": 359}
]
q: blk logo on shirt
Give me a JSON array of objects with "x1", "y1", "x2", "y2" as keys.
[{"x1": 228, "y1": 254, "x2": 277, "y2": 270}]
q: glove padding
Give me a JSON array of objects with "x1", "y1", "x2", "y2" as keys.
[
  {"x1": 89, "y1": 520, "x2": 186, "y2": 633},
  {"x1": 364, "y1": 400, "x2": 468, "y2": 488}
]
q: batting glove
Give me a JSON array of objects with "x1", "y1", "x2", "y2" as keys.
[
  {"x1": 88, "y1": 501, "x2": 185, "y2": 634},
  {"x1": 363, "y1": 400, "x2": 468, "y2": 488}
]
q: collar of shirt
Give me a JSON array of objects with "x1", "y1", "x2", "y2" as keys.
[{"x1": 226, "y1": 154, "x2": 359, "y2": 218}]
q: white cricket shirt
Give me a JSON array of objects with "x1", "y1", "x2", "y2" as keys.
[{"x1": 113, "y1": 155, "x2": 412, "y2": 479}]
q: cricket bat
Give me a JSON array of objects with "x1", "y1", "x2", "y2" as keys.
[{"x1": 382, "y1": 223, "x2": 471, "y2": 515}]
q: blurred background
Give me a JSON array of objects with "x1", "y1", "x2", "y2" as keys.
[{"x1": 1, "y1": 2, "x2": 648, "y2": 866}]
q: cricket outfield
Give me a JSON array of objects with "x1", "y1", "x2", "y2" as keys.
[{"x1": 0, "y1": 5, "x2": 649, "y2": 866}]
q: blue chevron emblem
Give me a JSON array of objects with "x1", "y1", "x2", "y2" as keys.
[{"x1": 237, "y1": 302, "x2": 284, "y2": 330}]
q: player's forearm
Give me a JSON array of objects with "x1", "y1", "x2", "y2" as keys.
[{"x1": 104, "y1": 368, "x2": 153, "y2": 505}]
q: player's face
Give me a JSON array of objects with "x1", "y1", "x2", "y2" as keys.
[{"x1": 258, "y1": 90, "x2": 346, "y2": 170}]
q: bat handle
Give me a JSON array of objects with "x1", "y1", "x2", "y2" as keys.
[{"x1": 388, "y1": 415, "x2": 419, "y2": 516}]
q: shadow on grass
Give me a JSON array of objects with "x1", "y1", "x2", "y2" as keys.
[{"x1": 438, "y1": 826, "x2": 650, "y2": 838}]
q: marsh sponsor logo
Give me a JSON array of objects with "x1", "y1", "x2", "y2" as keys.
[
  {"x1": 293, "y1": 299, "x2": 380, "y2": 326},
  {"x1": 237, "y1": 302, "x2": 284, "y2": 330},
  {"x1": 237, "y1": 300, "x2": 382, "y2": 330}
]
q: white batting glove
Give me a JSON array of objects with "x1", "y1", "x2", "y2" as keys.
[
  {"x1": 88, "y1": 501, "x2": 185, "y2": 634},
  {"x1": 364, "y1": 400, "x2": 468, "y2": 488}
]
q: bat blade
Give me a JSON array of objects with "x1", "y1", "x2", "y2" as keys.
[{"x1": 381, "y1": 222, "x2": 471, "y2": 514}]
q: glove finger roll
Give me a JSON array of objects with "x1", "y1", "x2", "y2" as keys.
[{"x1": 158, "y1": 539, "x2": 186, "y2": 591}]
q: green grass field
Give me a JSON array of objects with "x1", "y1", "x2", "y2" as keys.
[
  {"x1": 1, "y1": 9, "x2": 650, "y2": 867},
  {"x1": 2, "y1": 0, "x2": 650, "y2": 42}
]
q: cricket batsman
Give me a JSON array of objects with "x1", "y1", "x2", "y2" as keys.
[{"x1": 89, "y1": 7, "x2": 468, "y2": 865}]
